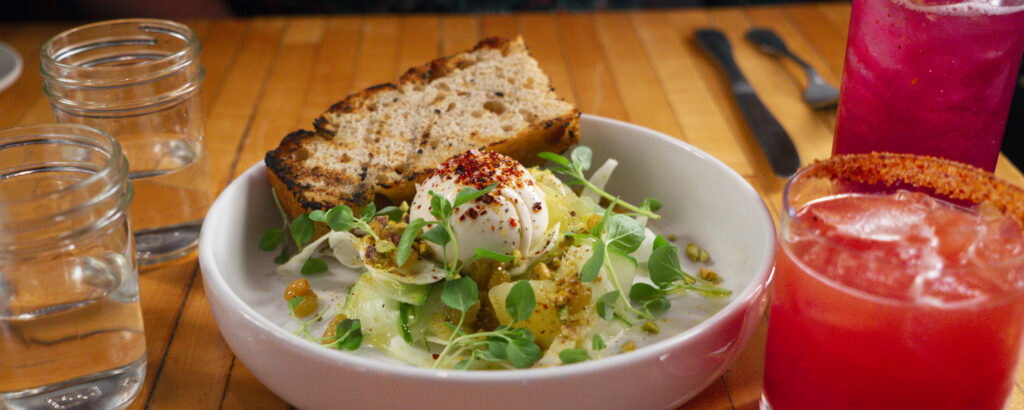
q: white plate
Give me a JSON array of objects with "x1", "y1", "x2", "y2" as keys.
[
  {"x1": 199, "y1": 115, "x2": 776, "y2": 409},
  {"x1": 0, "y1": 42, "x2": 22, "y2": 93}
]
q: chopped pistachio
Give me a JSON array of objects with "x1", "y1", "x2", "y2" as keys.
[
  {"x1": 620, "y1": 341, "x2": 637, "y2": 353},
  {"x1": 699, "y1": 268, "x2": 720, "y2": 283},
  {"x1": 685, "y1": 243, "x2": 700, "y2": 262},
  {"x1": 698, "y1": 248, "x2": 710, "y2": 263},
  {"x1": 642, "y1": 321, "x2": 660, "y2": 334},
  {"x1": 533, "y1": 263, "x2": 552, "y2": 280},
  {"x1": 510, "y1": 249, "x2": 523, "y2": 267},
  {"x1": 375, "y1": 239, "x2": 397, "y2": 253},
  {"x1": 667, "y1": 234, "x2": 677, "y2": 241}
]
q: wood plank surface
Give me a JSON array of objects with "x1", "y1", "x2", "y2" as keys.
[{"x1": 2, "y1": 5, "x2": 1023, "y2": 408}]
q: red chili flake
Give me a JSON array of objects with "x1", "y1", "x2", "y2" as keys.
[
  {"x1": 533, "y1": 202, "x2": 542, "y2": 212},
  {"x1": 509, "y1": 218, "x2": 517, "y2": 228},
  {"x1": 432, "y1": 354, "x2": 440, "y2": 360},
  {"x1": 426, "y1": 149, "x2": 527, "y2": 191},
  {"x1": 466, "y1": 208, "x2": 479, "y2": 219},
  {"x1": 570, "y1": 211, "x2": 577, "y2": 217}
]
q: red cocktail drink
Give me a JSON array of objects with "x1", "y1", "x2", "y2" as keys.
[
  {"x1": 762, "y1": 154, "x2": 1024, "y2": 409},
  {"x1": 832, "y1": 0, "x2": 1024, "y2": 171}
]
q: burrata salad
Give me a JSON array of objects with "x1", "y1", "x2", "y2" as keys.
[{"x1": 259, "y1": 147, "x2": 731, "y2": 369}]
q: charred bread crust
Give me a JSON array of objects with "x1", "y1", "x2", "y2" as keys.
[{"x1": 265, "y1": 130, "x2": 373, "y2": 220}]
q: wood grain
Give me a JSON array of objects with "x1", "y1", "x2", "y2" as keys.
[{"x1": 3, "y1": 5, "x2": 1023, "y2": 407}]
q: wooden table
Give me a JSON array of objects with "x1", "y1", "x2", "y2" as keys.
[{"x1": 4, "y1": 4, "x2": 1024, "y2": 408}]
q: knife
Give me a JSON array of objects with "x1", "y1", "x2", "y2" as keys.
[{"x1": 694, "y1": 28, "x2": 801, "y2": 177}]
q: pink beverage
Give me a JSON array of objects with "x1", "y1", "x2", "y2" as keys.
[
  {"x1": 762, "y1": 153, "x2": 1024, "y2": 409},
  {"x1": 832, "y1": 0, "x2": 1024, "y2": 171}
]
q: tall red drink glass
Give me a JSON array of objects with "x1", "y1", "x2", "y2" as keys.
[
  {"x1": 762, "y1": 153, "x2": 1024, "y2": 409},
  {"x1": 832, "y1": 0, "x2": 1024, "y2": 171}
]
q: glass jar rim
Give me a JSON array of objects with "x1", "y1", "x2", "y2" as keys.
[
  {"x1": 39, "y1": 18, "x2": 200, "y2": 85},
  {"x1": 0, "y1": 123, "x2": 127, "y2": 207}
]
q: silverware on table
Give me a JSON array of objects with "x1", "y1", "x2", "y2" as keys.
[
  {"x1": 694, "y1": 28, "x2": 801, "y2": 177},
  {"x1": 746, "y1": 28, "x2": 840, "y2": 109}
]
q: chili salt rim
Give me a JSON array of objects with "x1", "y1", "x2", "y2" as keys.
[{"x1": 805, "y1": 152, "x2": 1024, "y2": 227}]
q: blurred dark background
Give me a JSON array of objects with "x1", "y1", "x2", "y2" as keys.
[{"x1": 4, "y1": 0, "x2": 1022, "y2": 170}]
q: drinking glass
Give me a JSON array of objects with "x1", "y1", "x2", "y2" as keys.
[
  {"x1": 762, "y1": 153, "x2": 1024, "y2": 409},
  {"x1": 832, "y1": 0, "x2": 1024, "y2": 171},
  {"x1": 0, "y1": 124, "x2": 146, "y2": 409},
  {"x1": 41, "y1": 19, "x2": 212, "y2": 265}
]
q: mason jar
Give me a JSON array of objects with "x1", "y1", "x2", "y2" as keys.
[
  {"x1": 0, "y1": 124, "x2": 146, "y2": 409},
  {"x1": 41, "y1": 19, "x2": 212, "y2": 265}
]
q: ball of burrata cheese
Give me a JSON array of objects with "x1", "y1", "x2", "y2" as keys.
[{"x1": 410, "y1": 150, "x2": 550, "y2": 264}]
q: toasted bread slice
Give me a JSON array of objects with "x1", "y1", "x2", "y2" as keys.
[{"x1": 266, "y1": 36, "x2": 579, "y2": 219}]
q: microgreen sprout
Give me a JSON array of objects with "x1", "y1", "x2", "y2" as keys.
[
  {"x1": 627, "y1": 235, "x2": 731, "y2": 320},
  {"x1": 646, "y1": 235, "x2": 731, "y2": 297},
  {"x1": 433, "y1": 280, "x2": 542, "y2": 369},
  {"x1": 538, "y1": 146, "x2": 659, "y2": 219},
  {"x1": 395, "y1": 183, "x2": 502, "y2": 280},
  {"x1": 287, "y1": 299, "x2": 331, "y2": 341},
  {"x1": 327, "y1": 319, "x2": 363, "y2": 351},
  {"x1": 260, "y1": 203, "x2": 398, "y2": 273},
  {"x1": 577, "y1": 202, "x2": 647, "y2": 319}
]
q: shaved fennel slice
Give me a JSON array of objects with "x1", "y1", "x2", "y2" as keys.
[
  {"x1": 582, "y1": 158, "x2": 618, "y2": 202},
  {"x1": 364, "y1": 259, "x2": 447, "y2": 285},
  {"x1": 277, "y1": 231, "x2": 360, "y2": 275}
]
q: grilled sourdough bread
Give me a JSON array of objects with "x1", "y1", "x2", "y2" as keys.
[{"x1": 266, "y1": 36, "x2": 580, "y2": 219}]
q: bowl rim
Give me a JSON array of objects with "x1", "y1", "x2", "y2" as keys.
[{"x1": 199, "y1": 114, "x2": 776, "y2": 382}]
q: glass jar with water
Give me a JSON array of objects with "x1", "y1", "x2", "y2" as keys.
[{"x1": 41, "y1": 19, "x2": 212, "y2": 265}]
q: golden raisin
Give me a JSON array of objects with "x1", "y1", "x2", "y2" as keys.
[
  {"x1": 321, "y1": 313, "x2": 348, "y2": 344},
  {"x1": 284, "y1": 278, "x2": 313, "y2": 301},
  {"x1": 285, "y1": 278, "x2": 318, "y2": 317}
]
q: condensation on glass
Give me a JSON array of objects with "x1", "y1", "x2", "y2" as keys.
[{"x1": 41, "y1": 19, "x2": 212, "y2": 265}]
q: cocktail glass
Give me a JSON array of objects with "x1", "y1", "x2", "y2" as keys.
[
  {"x1": 762, "y1": 153, "x2": 1024, "y2": 409},
  {"x1": 832, "y1": 0, "x2": 1024, "y2": 171}
]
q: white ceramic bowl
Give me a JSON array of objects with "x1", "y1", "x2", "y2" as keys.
[{"x1": 199, "y1": 115, "x2": 775, "y2": 409}]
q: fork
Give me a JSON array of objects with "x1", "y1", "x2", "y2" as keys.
[{"x1": 746, "y1": 28, "x2": 840, "y2": 109}]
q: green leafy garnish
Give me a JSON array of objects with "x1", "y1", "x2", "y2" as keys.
[
  {"x1": 646, "y1": 238, "x2": 730, "y2": 297},
  {"x1": 559, "y1": 348, "x2": 590, "y2": 364},
  {"x1": 579, "y1": 239, "x2": 605, "y2": 282},
  {"x1": 290, "y1": 213, "x2": 315, "y2": 248},
  {"x1": 262, "y1": 202, "x2": 388, "y2": 268},
  {"x1": 604, "y1": 214, "x2": 644, "y2": 253},
  {"x1": 300, "y1": 257, "x2": 327, "y2": 275},
  {"x1": 329, "y1": 319, "x2": 363, "y2": 351},
  {"x1": 504, "y1": 280, "x2": 536, "y2": 323},
  {"x1": 287, "y1": 296, "x2": 304, "y2": 314},
  {"x1": 433, "y1": 279, "x2": 542, "y2": 369},
  {"x1": 538, "y1": 146, "x2": 659, "y2": 219},
  {"x1": 259, "y1": 228, "x2": 284, "y2": 251},
  {"x1": 396, "y1": 183, "x2": 498, "y2": 280},
  {"x1": 396, "y1": 218, "x2": 431, "y2": 267},
  {"x1": 441, "y1": 276, "x2": 478, "y2": 313},
  {"x1": 577, "y1": 202, "x2": 646, "y2": 319},
  {"x1": 375, "y1": 205, "x2": 404, "y2": 221}
]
